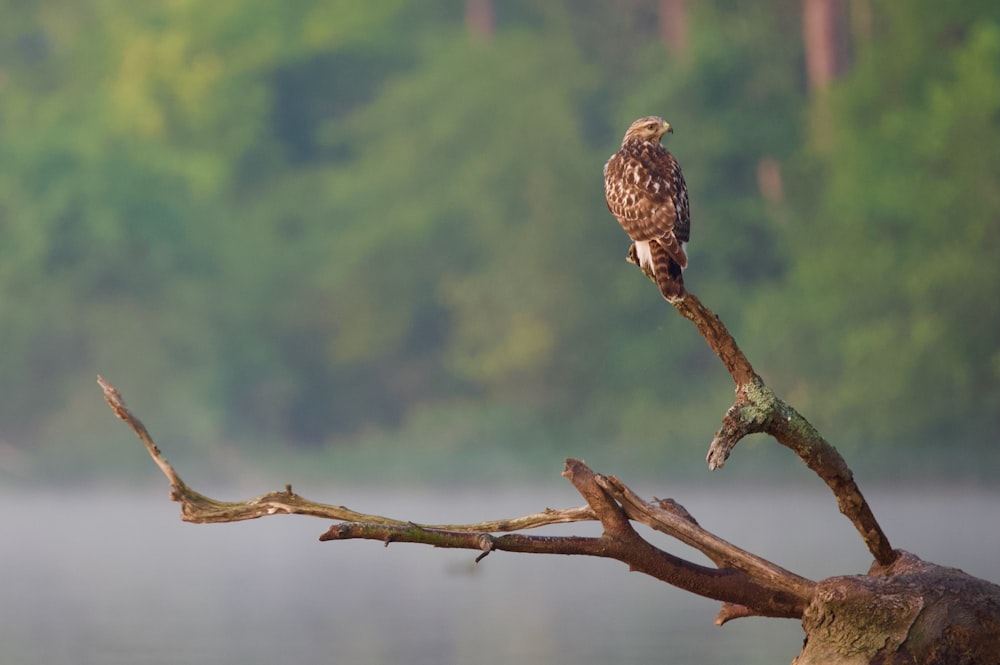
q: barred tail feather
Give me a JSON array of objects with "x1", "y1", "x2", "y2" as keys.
[{"x1": 650, "y1": 239, "x2": 686, "y2": 301}]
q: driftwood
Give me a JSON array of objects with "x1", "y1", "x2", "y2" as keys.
[{"x1": 99, "y1": 280, "x2": 1000, "y2": 664}]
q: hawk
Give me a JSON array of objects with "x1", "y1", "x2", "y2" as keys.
[{"x1": 604, "y1": 116, "x2": 691, "y2": 301}]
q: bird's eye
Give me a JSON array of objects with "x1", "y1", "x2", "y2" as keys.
[{"x1": 647, "y1": 123, "x2": 658, "y2": 130}]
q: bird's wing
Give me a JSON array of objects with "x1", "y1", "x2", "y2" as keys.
[
  {"x1": 604, "y1": 153, "x2": 675, "y2": 237},
  {"x1": 605, "y1": 150, "x2": 687, "y2": 268},
  {"x1": 670, "y1": 164, "x2": 691, "y2": 245}
]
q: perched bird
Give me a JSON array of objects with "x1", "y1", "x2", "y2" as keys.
[{"x1": 604, "y1": 116, "x2": 691, "y2": 301}]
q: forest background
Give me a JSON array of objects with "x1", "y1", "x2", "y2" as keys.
[{"x1": 1, "y1": 0, "x2": 998, "y2": 485}]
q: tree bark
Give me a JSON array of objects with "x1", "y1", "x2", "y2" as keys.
[{"x1": 795, "y1": 552, "x2": 1000, "y2": 664}]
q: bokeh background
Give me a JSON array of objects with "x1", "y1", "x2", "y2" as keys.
[
  {"x1": 2, "y1": 0, "x2": 999, "y2": 483},
  {"x1": 2, "y1": 2, "x2": 1000, "y2": 664}
]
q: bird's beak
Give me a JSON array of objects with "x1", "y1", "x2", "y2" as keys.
[{"x1": 663, "y1": 122, "x2": 673, "y2": 135}]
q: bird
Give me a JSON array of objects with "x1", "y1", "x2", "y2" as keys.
[{"x1": 604, "y1": 116, "x2": 691, "y2": 301}]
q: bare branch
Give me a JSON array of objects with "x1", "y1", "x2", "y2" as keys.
[
  {"x1": 620, "y1": 258, "x2": 895, "y2": 565},
  {"x1": 98, "y1": 375, "x2": 595, "y2": 530},
  {"x1": 562, "y1": 459, "x2": 809, "y2": 619},
  {"x1": 670, "y1": 292, "x2": 894, "y2": 566},
  {"x1": 597, "y1": 474, "x2": 816, "y2": 603},
  {"x1": 99, "y1": 375, "x2": 186, "y2": 491},
  {"x1": 673, "y1": 293, "x2": 758, "y2": 386},
  {"x1": 320, "y1": 522, "x2": 613, "y2": 559},
  {"x1": 99, "y1": 375, "x2": 812, "y2": 620},
  {"x1": 318, "y1": 460, "x2": 810, "y2": 619}
]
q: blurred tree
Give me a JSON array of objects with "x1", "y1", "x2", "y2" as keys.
[
  {"x1": 303, "y1": 22, "x2": 612, "y2": 435},
  {"x1": 658, "y1": 0, "x2": 690, "y2": 58},
  {"x1": 753, "y1": 2, "x2": 1000, "y2": 452},
  {"x1": 0, "y1": 0, "x2": 997, "y2": 474},
  {"x1": 465, "y1": 0, "x2": 495, "y2": 40},
  {"x1": 593, "y1": 2, "x2": 806, "y2": 446}
]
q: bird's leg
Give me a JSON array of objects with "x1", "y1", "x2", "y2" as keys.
[{"x1": 626, "y1": 243, "x2": 658, "y2": 286}]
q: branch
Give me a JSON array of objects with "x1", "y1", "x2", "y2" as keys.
[
  {"x1": 625, "y1": 255, "x2": 894, "y2": 566},
  {"x1": 674, "y1": 295, "x2": 895, "y2": 566},
  {"x1": 597, "y1": 474, "x2": 814, "y2": 603},
  {"x1": 99, "y1": 376, "x2": 813, "y2": 620},
  {"x1": 320, "y1": 522, "x2": 611, "y2": 562},
  {"x1": 97, "y1": 375, "x2": 594, "y2": 530},
  {"x1": 561, "y1": 459, "x2": 810, "y2": 619},
  {"x1": 322, "y1": 460, "x2": 811, "y2": 620}
]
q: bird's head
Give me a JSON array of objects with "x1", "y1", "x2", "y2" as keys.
[{"x1": 622, "y1": 116, "x2": 673, "y2": 146}]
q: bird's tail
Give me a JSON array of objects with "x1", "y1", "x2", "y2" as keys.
[{"x1": 650, "y1": 239, "x2": 686, "y2": 302}]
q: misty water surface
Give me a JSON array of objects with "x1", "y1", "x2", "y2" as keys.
[{"x1": 4, "y1": 483, "x2": 998, "y2": 665}]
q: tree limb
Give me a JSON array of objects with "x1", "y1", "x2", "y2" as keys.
[
  {"x1": 323, "y1": 459, "x2": 810, "y2": 619},
  {"x1": 97, "y1": 374, "x2": 594, "y2": 530},
  {"x1": 562, "y1": 459, "x2": 810, "y2": 619},
  {"x1": 596, "y1": 473, "x2": 815, "y2": 603},
  {"x1": 673, "y1": 294, "x2": 895, "y2": 566},
  {"x1": 624, "y1": 254, "x2": 895, "y2": 566},
  {"x1": 99, "y1": 375, "x2": 813, "y2": 620}
]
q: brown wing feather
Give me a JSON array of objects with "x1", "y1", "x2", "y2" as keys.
[
  {"x1": 604, "y1": 142, "x2": 689, "y2": 269},
  {"x1": 671, "y1": 165, "x2": 691, "y2": 246}
]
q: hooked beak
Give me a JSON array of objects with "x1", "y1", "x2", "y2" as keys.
[{"x1": 663, "y1": 121, "x2": 673, "y2": 135}]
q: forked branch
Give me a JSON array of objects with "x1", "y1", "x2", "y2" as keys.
[
  {"x1": 99, "y1": 375, "x2": 814, "y2": 622},
  {"x1": 626, "y1": 253, "x2": 895, "y2": 566},
  {"x1": 675, "y1": 295, "x2": 895, "y2": 566}
]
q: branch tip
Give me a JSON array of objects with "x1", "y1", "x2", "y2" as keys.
[{"x1": 715, "y1": 603, "x2": 754, "y2": 625}]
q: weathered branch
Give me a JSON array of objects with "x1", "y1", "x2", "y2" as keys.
[
  {"x1": 320, "y1": 522, "x2": 611, "y2": 561},
  {"x1": 562, "y1": 459, "x2": 810, "y2": 619},
  {"x1": 624, "y1": 254, "x2": 895, "y2": 566},
  {"x1": 99, "y1": 375, "x2": 813, "y2": 621},
  {"x1": 597, "y1": 474, "x2": 815, "y2": 603},
  {"x1": 323, "y1": 460, "x2": 809, "y2": 619},
  {"x1": 98, "y1": 375, "x2": 595, "y2": 530},
  {"x1": 673, "y1": 292, "x2": 758, "y2": 386},
  {"x1": 674, "y1": 294, "x2": 895, "y2": 566}
]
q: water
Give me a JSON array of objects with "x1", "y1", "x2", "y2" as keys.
[{"x1": 3, "y1": 483, "x2": 998, "y2": 665}]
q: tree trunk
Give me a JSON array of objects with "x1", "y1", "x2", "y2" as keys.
[
  {"x1": 658, "y1": 0, "x2": 689, "y2": 59},
  {"x1": 795, "y1": 552, "x2": 1000, "y2": 664},
  {"x1": 802, "y1": 0, "x2": 840, "y2": 92},
  {"x1": 465, "y1": 0, "x2": 494, "y2": 41}
]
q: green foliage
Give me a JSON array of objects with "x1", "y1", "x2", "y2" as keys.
[
  {"x1": 751, "y1": 9, "x2": 1000, "y2": 451},
  {"x1": 0, "y1": 1, "x2": 997, "y2": 478}
]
